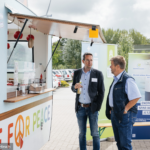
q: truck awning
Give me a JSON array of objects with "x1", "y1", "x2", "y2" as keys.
[{"x1": 8, "y1": 13, "x2": 106, "y2": 43}]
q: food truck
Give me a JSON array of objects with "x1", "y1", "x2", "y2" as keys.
[{"x1": 0, "y1": 1, "x2": 106, "y2": 150}]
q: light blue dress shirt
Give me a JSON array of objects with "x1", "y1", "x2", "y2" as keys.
[
  {"x1": 109, "y1": 71, "x2": 141, "y2": 107},
  {"x1": 79, "y1": 68, "x2": 91, "y2": 104}
]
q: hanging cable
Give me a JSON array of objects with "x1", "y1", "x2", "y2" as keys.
[
  {"x1": 7, "y1": 19, "x2": 28, "y2": 64},
  {"x1": 44, "y1": 37, "x2": 61, "y2": 72},
  {"x1": 46, "y1": 0, "x2": 52, "y2": 16}
]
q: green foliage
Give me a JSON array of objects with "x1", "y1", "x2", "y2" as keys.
[
  {"x1": 118, "y1": 34, "x2": 134, "y2": 72},
  {"x1": 129, "y1": 29, "x2": 149, "y2": 45},
  {"x1": 102, "y1": 28, "x2": 150, "y2": 45},
  {"x1": 63, "y1": 39, "x2": 81, "y2": 69},
  {"x1": 55, "y1": 64, "x2": 67, "y2": 69},
  {"x1": 52, "y1": 38, "x2": 67, "y2": 69},
  {"x1": 102, "y1": 29, "x2": 128, "y2": 44},
  {"x1": 52, "y1": 41, "x2": 61, "y2": 67},
  {"x1": 52, "y1": 38, "x2": 81, "y2": 69},
  {"x1": 61, "y1": 80, "x2": 69, "y2": 87},
  {"x1": 52, "y1": 29, "x2": 150, "y2": 70}
]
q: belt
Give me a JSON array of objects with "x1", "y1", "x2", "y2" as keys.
[
  {"x1": 79, "y1": 102, "x2": 91, "y2": 108},
  {"x1": 111, "y1": 107, "x2": 114, "y2": 111}
]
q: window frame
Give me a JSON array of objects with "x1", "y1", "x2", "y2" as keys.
[{"x1": 7, "y1": 40, "x2": 34, "y2": 74}]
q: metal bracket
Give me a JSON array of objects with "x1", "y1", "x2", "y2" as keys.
[
  {"x1": 74, "y1": 26, "x2": 78, "y2": 33},
  {"x1": 92, "y1": 26, "x2": 96, "y2": 31},
  {"x1": 99, "y1": 127, "x2": 106, "y2": 137},
  {"x1": 90, "y1": 41, "x2": 94, "y2": 46}
]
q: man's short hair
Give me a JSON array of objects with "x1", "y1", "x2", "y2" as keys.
[
  {"x1": 83, "y1": 53, "x2": 93, "y2": 60},
  {"x1": 110, "y1": 55, "x2": 126, "y2": 69}
]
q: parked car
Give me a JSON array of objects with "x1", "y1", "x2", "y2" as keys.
[
  {"x1": 53, "y1": 76, "x2": 58, "y2": 88},
  {"x1": 59, "y1": 70, "x2": 63, "y2": 75},
  {"x1": 59, "y1": 69, "x2": 72, "y2": 81},
  {"x1": 53, "y1": 74, "x2": 61, "y2": 87},
  {"x1": 68, "y1": 69, "x2": 74, "y2": 77},
  {"x1": 53, "y1": 70, "x2": 64, "y2": 81}
]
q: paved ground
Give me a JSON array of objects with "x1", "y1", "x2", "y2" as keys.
[{"x1": 40, "y1": 84, "x2": 150, "y2": 150}]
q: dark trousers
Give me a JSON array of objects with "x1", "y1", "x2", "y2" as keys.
[
  {"x1": 111, "y1": 110, "x2": 137, "y2": 150},
  {"x1": 76, "y1": 105, "x2": 100, "y2": 150}
]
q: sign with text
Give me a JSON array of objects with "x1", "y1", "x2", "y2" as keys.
[
  {"x1": 128, "y1": 53, "x2": 150, "y2": 139},
  {"x1": 0, "y1": 101, "x2": 52, "y2": 150}
]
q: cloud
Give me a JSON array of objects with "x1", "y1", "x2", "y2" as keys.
[
  {"x1": 26, "y1": 0, "x2": 150, "y2": 38},
  {"x1": 49, "y1": 0, "x2": 100, "y2": 15},
  {"x1": 28, "y1": 0, "x2": 50, "y2": 16},
  {"x1": 27, "y1": 0, "x2": 100, "y2": 16},
  {"x1": 133, "y1": 0, "x2": 150, "y2": 11},
  {"x1": 110, "y1": 0, "x2": 150, "y2": 38}
]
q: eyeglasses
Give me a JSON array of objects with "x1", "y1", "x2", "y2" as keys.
[{"x1": 85, "y1": 59, "x2": 93, "y2": 62}]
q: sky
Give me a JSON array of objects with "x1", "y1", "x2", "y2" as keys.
[{"x1": 18, "y1": 0, "x2": 150, "y2": 42}]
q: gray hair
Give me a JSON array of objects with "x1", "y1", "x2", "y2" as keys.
[{"x1": 110, "y1": 55, "x2": 126, "y2": 69}]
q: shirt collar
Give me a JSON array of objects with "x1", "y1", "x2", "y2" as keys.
[
  {"x1": 114, "y1": 71, "x2": 124, "y2": 81},
  {"x1": 82, "y1": 67, "x2": 91, "y2": 74}
]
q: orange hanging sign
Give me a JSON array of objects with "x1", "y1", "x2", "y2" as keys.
[{"x1": 89, "y1": 29, "x2": 99, "y2": 38}]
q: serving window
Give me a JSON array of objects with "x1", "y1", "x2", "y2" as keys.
[{"x1": 7, "y1": 40, "x2": 34, "y2": 73}]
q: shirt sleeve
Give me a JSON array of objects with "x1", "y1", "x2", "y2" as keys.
[{"x1": 125, "y1": 78, "x2": 142, "y2": 101}]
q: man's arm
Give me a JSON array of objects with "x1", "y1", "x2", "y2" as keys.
[
  {"x1": 71, "y1": 71, "x2": 77, "y2": 93},
  {"x1": 124, "y1": 97, "x2": 140, "y2": 114},
  {"x1": 97, "y1": 72, "x2": 105, "y2": 110},
  {"x1": 124, "y1": 78, "x2": 141, "y2": 114}
]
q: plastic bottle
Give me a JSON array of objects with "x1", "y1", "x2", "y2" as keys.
[
  {"x1": 77, "y1": 80, "x2": 82, "y2": 94},
  {"x1": 40, "y1": 74, "x2": 43, "y2": 84}
]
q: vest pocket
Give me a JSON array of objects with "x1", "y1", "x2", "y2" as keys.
[{"x1": 115, "y1": 87, "x2": 124, "y2": 90}]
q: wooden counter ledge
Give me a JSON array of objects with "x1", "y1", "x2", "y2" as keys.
[{"x1": 4, "y1": 88, "x2": 56, "y2": 103}]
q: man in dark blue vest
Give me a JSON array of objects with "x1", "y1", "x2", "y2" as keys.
[{"x1": 106, "y1": 55, "x2": 141, "y2": 150}]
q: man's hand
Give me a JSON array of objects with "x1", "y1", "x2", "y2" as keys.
[
  {"x1": 124, "y1": 97, "x2": 140, "y2": 114},
  {"x1": 110, "y1": 110, "x2": 111, "y2": 114},
  {"x1": 74, "y1": 83, "x2": 82, "y2": 89},
  {"x1": 123, "y1": 110, "x2": 128, "y2": 114}
]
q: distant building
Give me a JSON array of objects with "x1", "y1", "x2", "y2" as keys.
[{"x1": 134, "y1": 45, "x2": 150, "y2": 53}]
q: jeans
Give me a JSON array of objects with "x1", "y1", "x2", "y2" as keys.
[
  {"x1": 111, "y1": 110, "x2": 137, "y2": 150},
  {"x1": 76, "y1": 105, "x2": 100, "y2": 150}
]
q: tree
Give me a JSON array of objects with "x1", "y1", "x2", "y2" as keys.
[
  {"x1": 52, "y1": 41, "x2": 62, "y2": 68},
  {"x1": 118, "y1": 34, "x2": 134, "y2": 72},
  {"x1": 52, "y1": 38, "x2": 67, "y2": 69},
  {"x1": 102, "y1": 28, "x2": 150, "y2": 45},
  {"x1": 59, "y1": 38, "x2": 67, "y2": 46},
  {"x1": 102, "y1": 28, "x2": 114, "y2": 44},
  {"x1": 129, "y1": 29, "x2": 149, "y2": 45},
  {"x1": 102, "y1": 29, "x2": 128, "y2": 44},
  {"x1": 63, "y1": 39, "x2": 81, "y2": 69}
]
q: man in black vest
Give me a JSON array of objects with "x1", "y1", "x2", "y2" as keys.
[
  {"x1": 106, "y1": 55, "x2": 141, "y2": 150},
  {"x1": 71, "y1": 53, "x2": 105, "y2": 150}
]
